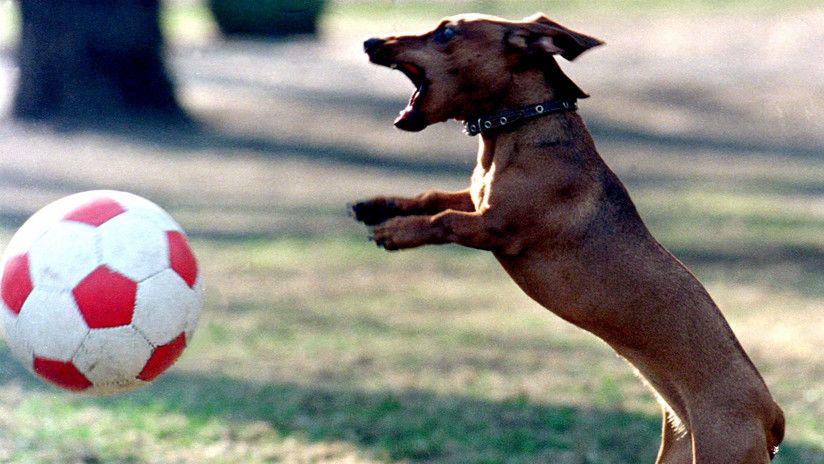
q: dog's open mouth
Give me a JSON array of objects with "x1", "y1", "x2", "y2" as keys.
[{"x1": 387, "y1": 62, "x2": 428, "y2": 131}]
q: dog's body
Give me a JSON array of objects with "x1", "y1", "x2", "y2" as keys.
[{"x1": 352, "y1": 14, "x2": 784, "y2": 463}]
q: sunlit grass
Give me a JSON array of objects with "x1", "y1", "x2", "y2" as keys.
[
  {"x1": 0, "y1": 1, "x2": 18, "y2": 46},
  {"x1": 639, "y1": 191, "x2": 824, "y2": 250},
  {"x1": 0, "y1": 1, "x2": 821, "y2": 462},
  {"x1": 0, "y1": 165, "x2": 821, "y2": 462},
  {"x1": 332, "y1": 0, "x2": 819, "y2": 18},
  {"x1": 161, "y1": 2, "x2": 218, "y2": 43},
  {"x1": 324, "y1": 0, "x2": 821, "y2": 33},
  {"x1": 1, "y1": 225, "x2": 821, "y2": 462},
  {"x1": 1, "y1": 0, "x2": 818, "y2": 47},
  {"x1": 1, "y1": 159, "x2": 823, "y2": 462}
]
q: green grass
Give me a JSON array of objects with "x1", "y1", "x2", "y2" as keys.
[
  {"x1": 161, "y1": 2, "x2": 218, "y2": 42},
  {"x1": 1, "y1": 222, "x2": 822, "y2": 462},
  {"x1": 329, "y1": 0, "x2": 820, "y2": 24},
  {"x1": 0, "y1": 1, "x2": 17, "y2": 45},
  {"x1": 0, "y1": 160, "x2": 822, "y2": 462},
  {"x1": 1, "y1": 0, "x2": 818, "y2": 46},
  {"x1": 0, "y1": 1, "x2": 822, "y2": 462}
]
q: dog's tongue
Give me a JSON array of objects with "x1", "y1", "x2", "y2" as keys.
[
  {"x1": 394, "y1": 86, "x2": 426, "y2": 131},
  {"x1": 394, "y1": 107, "x2": 425, "y2": 132}
]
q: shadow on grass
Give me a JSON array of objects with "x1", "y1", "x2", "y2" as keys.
[
  {"x1": 21, "y1": 117, "x2": 474, "y2": 177},
  {"x1": 1, "y1": 349, "x2": 821, "y2": 463},
  {"x1": 14, "y1": 115, "x2": 814, "y2": 212},
  {"x1": 188, "y1": 71, "x2": 821, "y2": 160},
  {"x1": 80, "y1": 373, "x2": 824, "y2": 464},
  {"x1": 9, "y1": 61, "x2": 816, "y2": 181}
]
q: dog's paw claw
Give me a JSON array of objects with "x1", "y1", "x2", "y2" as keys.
[
  {"x1": 371, "y1": 225, "x2": 390, "y2": 250},
  {"x1": 373, "y1": 235, "x2": 388, "y2": 248}
]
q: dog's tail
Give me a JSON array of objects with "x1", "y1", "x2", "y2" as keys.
[{"x1": 766, "y1": 402, "x2": 785, "y2": 461}]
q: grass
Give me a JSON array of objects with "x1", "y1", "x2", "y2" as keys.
[
  {"x1": 0, "y1": 132, "x2": 821, "y2": 464},
  {"x1": 185, "y1": 0, "x2": 824, "y2": 41},
  {"x1": 4, "y1": 0, "x2": 816, "y2": 47},
  {"x1": 161, "y1": 2, "x2": 219, "y2": 43},
  {"x1": 1, "y1": 215, "x2": 822, "y2": 462},
  {"x1": 0, "y1": 1, "x2": 17, "y2": 45},
  {"x1": 0, "y1": 1, "x2": 821, "y2": 462},
  {"x1": 329, "y1": 0, "x2": 821, "y2": 25},
  {"x1": 0, "y1": 95, "x2": 821, "y2": 464}
]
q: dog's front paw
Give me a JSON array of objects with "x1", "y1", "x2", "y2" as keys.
[
  {"x1": 349, "y1": 198, "x2": 400, "y2": 225},
  {"x1": 370, "y1": 216, "x2": 435, "y2": 251}
]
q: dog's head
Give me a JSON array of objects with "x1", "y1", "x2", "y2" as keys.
[{"x1": 364, "y1": 13, "x2": 603, "y2": 131}]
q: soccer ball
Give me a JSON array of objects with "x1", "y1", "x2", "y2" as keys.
[{"x1": 0, "y1": 191, "x2": 202, "y2": 395}]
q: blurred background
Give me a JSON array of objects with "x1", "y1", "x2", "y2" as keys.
[{"x1": 0, "y1": 0, "x2": 821, "y2": 462}]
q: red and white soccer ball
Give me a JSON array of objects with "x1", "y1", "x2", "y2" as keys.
[{"x1": 0, "y1": 191, "x2": 202, "y2": 395}]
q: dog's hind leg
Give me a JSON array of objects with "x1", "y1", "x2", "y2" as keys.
[
  {"x1": 656, "y1": 407, "x2": 692, "y2": 464},
  {"x1": 692, "y1": 416, "x2": 771, "y2": 464}
]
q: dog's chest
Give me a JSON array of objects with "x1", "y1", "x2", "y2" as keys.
[
  {"x1": 471, "y1": 141, "x2": 509, "y2": 211},
  {"x1": 470, "y1": 164, "x2": 494, "y2": 211},
  {"x1": 471, "y1": 140, "x2": 509, "y2": 211}
]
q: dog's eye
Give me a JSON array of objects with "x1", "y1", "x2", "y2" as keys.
[{"x1": 434, "y1": 26, "x2": 456, "y2": 44}]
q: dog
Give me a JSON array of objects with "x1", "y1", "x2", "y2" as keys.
[{"x1": 350, "y1": 13, "x2": 784, "y2": 464}]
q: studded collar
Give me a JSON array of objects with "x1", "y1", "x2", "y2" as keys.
[{"x1": 463, "y1": 99, "x2": 578, "y2": 137}]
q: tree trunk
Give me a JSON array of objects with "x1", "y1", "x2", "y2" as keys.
[{"x1": 13, "y1": 0, "x2": 186, "y2": 123}]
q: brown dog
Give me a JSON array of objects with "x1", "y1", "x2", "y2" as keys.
[{"x1": 351, "y1": 13, "x2": 784, "y2": 464}]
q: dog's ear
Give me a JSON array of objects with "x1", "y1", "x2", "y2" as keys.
[{"x1": 507, "y1": 13, "x2": 603, "y2": 61}]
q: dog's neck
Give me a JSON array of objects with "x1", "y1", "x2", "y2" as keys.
[
  {"x1": 478, "y1": 111, "x2": 594, "y2": 155},
  {"x1": 500, "y1": 68, "x2": 557, "y2": 109},
  {"x1": 464, "y1": 69, "x2": 584, "y2": 139},
  {"x1": 478, "y1": 77, "x2": 598, "y2": 169},
  {"x1": 500, "y1": 64, "x2": 586, "y2": 109},
  {"x1": 486, "y1": 68, "x2": 586, "y2": 121},
  {"x1": 473, "y1": 67, "x2": 599, "y2": 167},
  {"x1": 461, "y1": 69, "x2": 557, "y2": 119}
]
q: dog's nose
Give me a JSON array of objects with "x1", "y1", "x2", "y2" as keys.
[{"x1": 363, "y1": 38, "x2": 386, "y2": 54}]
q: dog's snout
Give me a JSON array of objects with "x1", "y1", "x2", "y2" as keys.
[{"x1": 363, "y1": 38, "x2": 386, "y2": 54}]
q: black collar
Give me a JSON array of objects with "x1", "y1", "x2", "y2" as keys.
[{"x1": 463, "y1": 98, "x2": 577, "y2": 137}]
